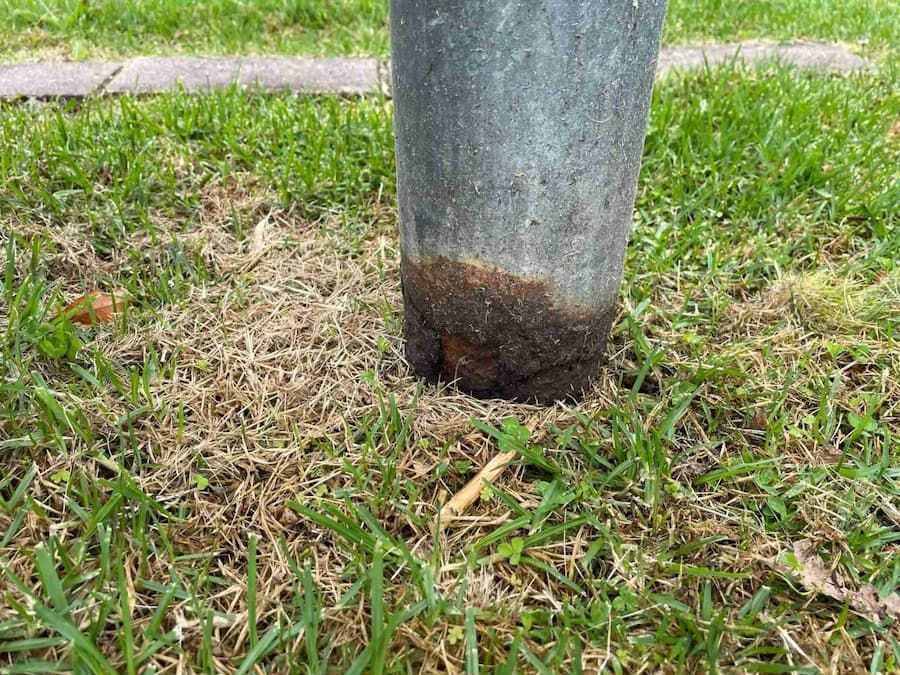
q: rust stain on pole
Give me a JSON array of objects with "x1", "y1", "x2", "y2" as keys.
[{"x1": 401, "y1": 256, "x2": 613, "y2": 402}]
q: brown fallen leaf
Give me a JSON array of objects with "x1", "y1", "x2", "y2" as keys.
[
  {"x1": 249, "y1": 214, "x2": 271, "y2": 256},
  {"x1": 888, "y1": 118, "x2": 900, "y2": 140},
  {"x1": 750, "y1": 408, "x2": 768, "y2": 430},
  {"x1": 57, "y1": 289, "x2": 129, "y2": 325},
  {"x1": 788, "y1": 539, "x2": 900, "y2": 622}
]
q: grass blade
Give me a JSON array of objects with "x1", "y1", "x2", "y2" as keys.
[{"x1": 247, "y1": 533, "x2": 259, "y2": 648}]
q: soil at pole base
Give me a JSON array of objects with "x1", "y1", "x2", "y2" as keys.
[{"x1": 401, "y1": 255, "x2": 614, "y2": 404}]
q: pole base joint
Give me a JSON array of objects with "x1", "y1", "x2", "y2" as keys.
[{"x1": 401, "y1": 255, "x2": 613, "y2": 404}]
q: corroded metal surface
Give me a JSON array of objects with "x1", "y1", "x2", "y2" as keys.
[{"x1": 402, "y1": 256, "x2": 613, "y2": 402}]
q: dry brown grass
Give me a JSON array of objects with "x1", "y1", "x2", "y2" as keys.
[{"x1": 1, "y1": 181, "x2": 898, "y2": 673}]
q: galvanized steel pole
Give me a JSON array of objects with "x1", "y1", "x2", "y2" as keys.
[{"x1": 390, "y1": 1, "x2": 667, "y2": 402}]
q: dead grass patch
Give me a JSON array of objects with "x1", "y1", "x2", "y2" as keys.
[{"x1": 2, "y1": 192, "x2": 897, "y2": 671}]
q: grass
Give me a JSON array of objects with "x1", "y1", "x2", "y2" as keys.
[
  {"x1": 664, "y1": 0, "x2": 898, "y2": 60},
  {"x1": 0, "y1": 0, "x2": 390, "y2": 62},
  {"x1": 0, "y1": 0, "x2": 897, "y2": 62},
  {"x1": 1, "y1": 60, "x2": 898, "y2": 671}
]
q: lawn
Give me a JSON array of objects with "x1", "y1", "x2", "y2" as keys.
[
  {"x1": 1, "y1": 2, "x2": 899, "y2": 674},
  {"x1": 1, "y1": 63, "x2": 897, "y2": 672},
  {"x1": 0, "y1": 0, "x2": 897, "y2": 62}
]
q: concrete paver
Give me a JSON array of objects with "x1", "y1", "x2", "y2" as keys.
[
  {"x1": 103, "y1": 56, "x2": 378, "y2": 95},
  {"x1": 0, "y1": 62, "x2": 120, "y2": 99},
  {"x1": 657, "y1": 42, "x2": 870, "y2": 75},
  {"x1": 0, "y1": 43, "x2": 871, "y2": 100}
]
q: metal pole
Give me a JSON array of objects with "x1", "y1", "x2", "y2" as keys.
[{"x1": 390, "y1": 0, "x2": 667, "y2": 403}]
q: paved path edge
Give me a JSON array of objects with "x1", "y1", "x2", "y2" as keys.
[{"x1": 0, "y1": 42, "x2": 872, "y2": 101}]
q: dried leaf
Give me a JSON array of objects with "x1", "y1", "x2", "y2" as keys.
[
  {"x1": 58, "y1": 289, "x2": 129, "y2": 325},
  {"x1": 750, "y1": 408, "x2": 768, "y2": 430},
  {"x1": 250, "y1": 215, "x2": 270, "y2": 256},
  {"x1": 789, "y1": 539, "x2": 900, "y2": 622},
  {"x1": 888, "y1": 118, "x2": 900, "y2": 140}
]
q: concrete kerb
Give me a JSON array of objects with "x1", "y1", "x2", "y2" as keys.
[{"x1": 0, "y1": 42, "x2": 872, "y2": 101}]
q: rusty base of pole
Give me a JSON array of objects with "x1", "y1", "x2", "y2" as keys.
[{"x1": 401, "y1": 256, "x2": 613, "y2": 404}]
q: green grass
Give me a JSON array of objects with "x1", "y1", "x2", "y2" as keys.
[
  {"x1": 665, "y1": 0, "x2": 898, "y2": 60},
  {"x1": 1, "y1": 62, "x2": 897, "y2": 672},
  {"x1": 0, "y1": 0, "x2": 897, "y2": 62},
  {"x1": 0, "y1": 0, "x2": 390, "y2": 61}
]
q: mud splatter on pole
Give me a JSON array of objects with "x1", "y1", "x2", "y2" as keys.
[{"x1": 390, "y1": 1, "x2": 667, "y2": 403}]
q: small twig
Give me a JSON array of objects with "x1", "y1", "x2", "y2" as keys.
[{"x1": 440, "y1": 451, "x2": 517, "y2": 520}]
